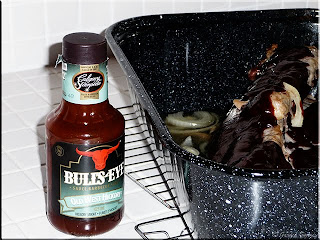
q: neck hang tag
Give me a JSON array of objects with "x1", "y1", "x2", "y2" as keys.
[{"x1": 55, "y1": 54, "x2": 63, "y2": 68}]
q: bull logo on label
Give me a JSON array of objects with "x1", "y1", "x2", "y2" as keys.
[{"x1": 76, "y1": 141, "x2": 120, "y2": 170}]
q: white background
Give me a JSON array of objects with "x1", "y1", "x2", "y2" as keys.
[
  {"x1": 1, "y1": 1, "x2": 319, "y2": 239},
  {"x1": 2, "y1": 0, "x2": 319, "y2": 73}
]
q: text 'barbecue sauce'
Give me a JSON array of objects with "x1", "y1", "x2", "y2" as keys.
[{"x1": 45, "y1": 32, "x2": 125, "y2": 236}]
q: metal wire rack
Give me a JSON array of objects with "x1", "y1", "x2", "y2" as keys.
[{"x1": 118, "y1": 104, "x2": 196, "y2": 240}]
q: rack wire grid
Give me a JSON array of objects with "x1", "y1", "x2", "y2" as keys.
[{"x1": 119, "y1": 104, "x2": 196, "y2": 240}]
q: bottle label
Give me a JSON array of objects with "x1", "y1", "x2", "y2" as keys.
[
  {"x1": 51, "y1": 136, "x2": 124, "y2": 219},
  {"x1": 62, "y1": 59, "x2": 108, "y2": 104}
]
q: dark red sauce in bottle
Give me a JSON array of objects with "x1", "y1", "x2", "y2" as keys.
[{"x1": 46, "y1": 32, "x2": 125, "y2": 236}]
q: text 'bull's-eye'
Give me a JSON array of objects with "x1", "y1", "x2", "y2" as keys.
[{"x1": 64, "y1": 162, "x2": 124, "y2": 186}]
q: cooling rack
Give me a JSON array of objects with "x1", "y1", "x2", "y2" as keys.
[{"x1": 119, "y1": 105, "x2": 196, "y2": 240}]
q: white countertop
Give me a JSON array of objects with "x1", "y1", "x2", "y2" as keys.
[{"x1": 1, "y1": 57, "x2": 181, "y2": 239}]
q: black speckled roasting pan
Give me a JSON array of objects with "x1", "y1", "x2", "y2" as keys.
[{"x1": 106, "y1": 9, "x2": 319, "y2": 239}]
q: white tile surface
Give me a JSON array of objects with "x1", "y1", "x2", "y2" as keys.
[
  {"x1": 24, "y1": 166, "x2": 47, "y2": 189},
  {"x1": 119, "y1": 213, "x2": 134, "y2": 226},
  {"x1": 9, "y1": 145, "x2": 46, "y2": 170},
  {"x1": 1, "y1": 210, "x2": 13, "y2": 226},
  {"x1": 11, "y1": 1, "x2": 45, "y2": 40},
  {"x1": 45, "y1": 36, "x2": 64, "y2": 67},
  {"x1": 108, "y1": 61, "x2": 125, "y2": 78},
  {"x1": 18, "y1": 216, "x2": 72, "y2": 239},
  {"x1": 16, "y1": 67, "x2": 54, "y2": 79},
  {"x1": 46, "y1": 0, "x2": 80, "y2": 36},
  {"x1": 108, "y1": 57, "x2": 121, "y2": 66},
  {"x1": 2, "y1": 190, "x2": 46, "y2": 222},
  {"x1": 136, "y1": 211, "x2": 187, "y2": 239},
  {"x1": 136, "y1": 210, "x2": 177, "y2": 224},
  {"x1": 109, "y1": 92, "x2": 132, "y2": 108},
  {"x1": 112, "y1": 1, "x2": 144, "y2": 23},
  {"x1": 14, "y1": 38, "x2": 48, "y2": 72},
  {"x1": 79, "y1": 0, "x2": 113, "y2": 29},
  {"x1": 2, "y1": 72, "x2": 18, "y2": 83},
  {"x1": 2, "y1": 224, "x2": 26, "y2": 238},
  {"x1": 202, "y1": 0, "x2": 230, "y2": 11},
  {"x1": 2, "y1": 80, "x2": 34, "y2": 98},
  {"x1": 16, "y1": 106, "x2": 52, "y2": 128},
  {"x1": 2, "y1": 172, "x2": 39, "y2": 199},
  {"x1": 2, "y1": 4, "x2": 11, "y2": 43},
  {"x1": 282, "y1": 1, "x2": 308, "y2": 8},
  {"x1": 2, "y1": 0, "x2": 314, "y2": 74},
  {"x1": 108, "y1": 81, "x2": 121, "y2": 95},
  {"x1": 124, "y1": 175, "x2": 144, "y2": 195},
  {"x1": 37, "y1": 124, "x2": 46, "y2": 141},
  {"x1": 2, "y1": 152, "x2": 20, "y2": 174},
  {"x1": 51, "y1": 64, "x2": 62, "y2": 74},
  {"x1": 230, "y1": 1, "x2": 258, "y2": 10},
  {"x1": 1, "y1": 112, "x2": 27, "y2": 133},
  {"x1": 38, "y1": 88, "x2": 63, "y2": 105},
  {"x1": 124, "y1": 190, "x2": 171, "y2": 221},
  {"x1": 109, "y1": 75, "x2": 129, "y2": 92},
  {"x1": 1, "y1": 0, "x2": 10, "y2": 5},
  {"x1": 173, "y1": 0, "x2": 201, "y2": 13},
  {"x1": 93, "y1": 222, "x2": 142, "y2": 239},
  {"x1": 126, "y1": 134, "x2": 150, "y2": 148},
  {"x1": 125, "y1": 144, "x2": 153, "y2": 160},
  {"x1": 144, "y1": 0, "x2": 174, "y2": 15},
  {"x1": 5, "y1": 92, "x2": 50, "y2": 112},
  {"x1": 2, "y1": 128, "x2": 44, "y2": 151},
  {"x1": 1, "y1": 42, "x2": 14, "y2": 74},
  {"x1": 2, "y1": 101, "x2": 13, "y2": 115},
  {"x1": 24, "y1": 74, "x2": 62, "y2": 92},
  {"x1": 256, "y1": 0, "x2": 283, "y2": 9},
  {"x1": 306, "y1": 0, "x2": 319, "y2": 8}
]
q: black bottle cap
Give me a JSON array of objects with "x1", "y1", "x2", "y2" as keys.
[{"x1": 62, "y1": 32, "x2": 107, "y2": 65}]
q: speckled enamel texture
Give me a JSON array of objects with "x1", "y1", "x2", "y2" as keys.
[{"x1": 106, "y1": 9, "x2": 319, "y2": 239}]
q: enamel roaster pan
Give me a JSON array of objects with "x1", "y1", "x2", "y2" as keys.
[{"x1": 106, "y1": 9, "x2": 319, "y2": 239}]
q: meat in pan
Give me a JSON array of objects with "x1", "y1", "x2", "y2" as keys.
[{"x1": 208, "y1": 45, "x2": 318, "y2": 170}]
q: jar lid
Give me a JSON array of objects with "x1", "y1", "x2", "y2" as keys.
[{"x1": 62, "y1": 32, "x2": 107, "y2": 65}]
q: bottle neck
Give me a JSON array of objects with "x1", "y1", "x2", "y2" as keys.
[
  {"x1": 60, "y1": 98, "x2": 110, "y2": 109},
  {"x1": 61, "y1": 59, "x2": 108, "y2": 105},
  {"x1": 57, "y1": 99, "x2": 112, "y2": 124}
]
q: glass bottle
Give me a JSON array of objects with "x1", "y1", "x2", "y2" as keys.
[{"x1": 45, "y1": 32, "x2": 125, "y2": 236}]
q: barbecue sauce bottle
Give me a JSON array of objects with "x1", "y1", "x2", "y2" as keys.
[{"x1": 45, "y1": 32, "x2": 125, "y2": 236}]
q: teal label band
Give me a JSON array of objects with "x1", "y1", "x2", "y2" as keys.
[
  {"x1": 51, "y1": 136, "x2": 125, "y2": 219},
  {"x1": 58, "y1": 188, "x2": 123, "y2": 218},
  {"x1": 62, "y1": 59, "x2": 108, "y2": 104}
]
